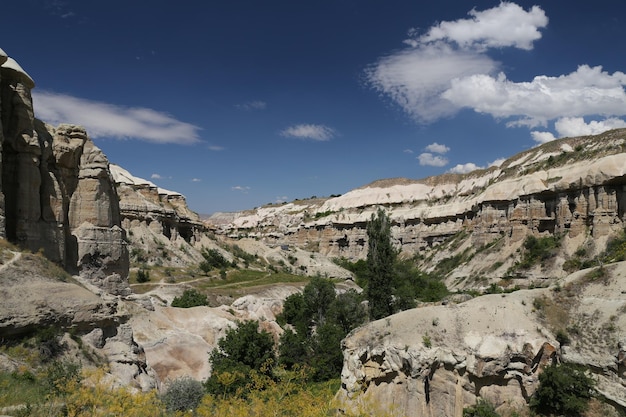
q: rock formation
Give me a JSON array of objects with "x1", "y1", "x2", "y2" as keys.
[
  {"x1": 0, "y1": 50, "x2": 128, "y2": 294},
  {"x1": 335, "y1": 262, "x2": 626, "y2": 415},
  {"x1": 111, "y1": 164, "x2": 209, "y2": 268},
  {"x1": 211, "y1": 130, "x2": 626, "y2": 288}
]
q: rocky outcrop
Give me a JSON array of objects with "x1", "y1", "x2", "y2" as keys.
[
  {"x1": 111, "y1": 164, "x2": 212, "y2": 268},
  {"x1": 0, "y1": 51, "x2": 128, "y2": 294},
  {"x1": 212, "y1": 130, "x2": 626, "y2": 287},
  {"x1": 336, "y1": 262, "x2": 626, "y2": 415}
]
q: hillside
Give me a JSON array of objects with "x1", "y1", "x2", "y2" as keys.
[{"x1": 210, "y1": 129, "x2": 626, "y2": 291}]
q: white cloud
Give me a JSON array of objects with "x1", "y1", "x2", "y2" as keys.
[
  {"x1": 530, "y1": 131, "x2": 557, "y2": 144},
  {"x1": 33, "y1": 91, "x2": 202, "y2": 145},
  {"x1": 403, "y1": 149, "x2": 414, "y2": 154},
  {"x1": 366, "y1": 43, "x2": 497, "y2": 122},
  {"x1": 554, "y1": 117, "x2": 626, "y2": 137},
  {"x1": 151, "y1": 173, "x2": 163, "y2": 179},
  {"x1": 443, "y1": 66, "x2": 626, "y2": 127},
  {"x1": 531, "y1": 116, "x2": 626, "y2": 144},
  {"x1": 448, "y1": 162, "x2": 482, "y2": 174},
  {"x1": 489, "y1": 158, "x2": 506, "y2": 167},
  {"x1": 415, "y1": 2, "x2": 548, "y2": 51},
  {"x1": 208, "y1": 144, "x2": 225, "y2": 151},
  {"x1": 425, "y1": 142, "x2": 450, "y2": 154},
  {"x1": 191, "y1": 178, "x2": 202, "y2": 182},
  {"x1": 280, "y1": 124, "x2": 336, "y2": 141},
  {"x1": 367, "y1": 3, "x2": 626, "y2": 139},
  {"x1": 232, "y1": 186, "x2": 250, "y2": 193},
  {"x1": 236, "y1": 101, "x2": 267, "y2": 110},
  {"x1": 366, "y1": 3, "x2": 548, "y2": 123},
  {"x1": 418, "y1": 153, "x2": 448, "y2": 167}
]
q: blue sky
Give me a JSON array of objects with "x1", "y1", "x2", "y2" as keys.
[{"x1": 2, "y1": 1, "x2": 626, "y2": 214}]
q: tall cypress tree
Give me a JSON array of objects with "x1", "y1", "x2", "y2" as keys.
[{"x1": 366, "y1": 208, "x2": 396, "y2": 320}]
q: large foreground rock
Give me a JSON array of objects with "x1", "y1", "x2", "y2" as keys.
[{"x1": 335, "y1": 263, "x2": 626, "y2": 416}]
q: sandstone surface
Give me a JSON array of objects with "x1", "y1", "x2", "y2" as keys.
[
  {"x1": 0, "y1": 51, "x2": 129, "y2": 294},
  {"x1": 211, "y1": 130, "x2": 626, "y2": 289},
  {"x1": 335, "y1": 262, "x2": 626, "y2": 416}
]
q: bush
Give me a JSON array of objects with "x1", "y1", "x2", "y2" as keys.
[
  {"x1": 530, "y1": 363, "x2": 595, "y2": 416},
  {"x1": 136, "y1": 268, "x2": 150, "y2": 283},
  {"x1": 171, "y1": 289, "x2": 208, "y2": 308},
  {"x1": 205, "y1": 320, "x2": 276, "y2": 396},
  {"x1": 463, "y1": 398, "x2": 501, "y2": 417},
  {"x1": 162, "y1": 376, "x2": 205, "y2": 413}
]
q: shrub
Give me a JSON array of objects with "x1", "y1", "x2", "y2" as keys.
[
  {"x1": 162, "y1": 376, "x2": 205, "y2": 413},
  {"x1": 463, "y1": 399, "x2": 501, "y2": 417},
  {"x1": 205, "y1": 320, "x2": 276, "y2": 396},
  {"x1": 136, "y1": 268, "x2": 150, "y2": 283},
  {"x1": 171, "y1": 289, "x2": 208, "y2": 308},
  {"x1": 529, "y1": 363, "x2": 595, "y2": 416}
]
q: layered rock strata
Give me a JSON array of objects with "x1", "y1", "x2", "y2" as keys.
[
  {"x1": 212, "y1": 130, "x2": 626, "y2": 285},
  {"x1": 0, "y1": 50, "x2": 128, "y2": 294}
]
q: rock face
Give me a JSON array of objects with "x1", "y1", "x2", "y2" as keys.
[
  {"x1": 0, "y1": 51, "x2": 128, "y2": 294},
  {"x1": 212, "y1": 130, "x2": 626, "y2": 288},
  {"x1": 336, "y1": 262, "x2": 626, "y2": 415},
  {"x1": 110, "y1": 164, "x2": 208, "y2": 268}
]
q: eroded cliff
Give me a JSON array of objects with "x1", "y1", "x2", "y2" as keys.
[
  {"x1": 0, "y1": 51, "x2": 129, "y2": 295},
  {"x1": 212, "y1": 130, "x2": 626, "y2": 289}
]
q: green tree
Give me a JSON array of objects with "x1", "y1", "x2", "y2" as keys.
[
  {"x1": 205, "y1": 320, "x2": 276, "y2": 396},
  {"x1": 303, "y1": 276, "x2": 336, "y2": 326},
  {"x1": 529, "y1": 363, "x2": 595, "y2": 416},
  {"x1": 328, "y1": 289, "x2": 367, "y2": 334},
  {"x1": 278, "y1": 278, "x2": 366, "y2": 381},
  {"x1": 366, "y1": 208, "x2": 396, "y2": 320}
]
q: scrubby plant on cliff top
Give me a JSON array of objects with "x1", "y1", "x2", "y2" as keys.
[
  {"x1": 463, "y1": 399, "x2": 501, "y2": 417},
  {"x1": 171, "y1": 288, "x2": 208, "y2": 308},
  {"x1": 530, "y1": 363, "x2": 595, "y2": 417}
]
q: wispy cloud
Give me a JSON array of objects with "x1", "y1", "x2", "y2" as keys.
[
  {"x1": 232, "y1": 186, "x2": 250, "y2": 193},
  {"x1": 366, "y1": 2, "x2": 626, "y2": 140},
  {"x1": 208, "y1": 144, "x2": 225, "y2": 151},
  {"x1": 403, "y1": 149, "x2": 414, "y2": 154},
  {"x1": 280, "y1": 124, "x2": 337, "y2": 141},
  {"x1": 191, "y1": 178, "x2": 202, "y2": 182},
  {"x1": 235, "y1": 101, "x2": 267, "y2": 110},
  {"x1": 151, "y1": 173, "x2": 163, "y2": 179},
  {"x1": 33, "y1": 91, "x2": 202, "y2": 145}
]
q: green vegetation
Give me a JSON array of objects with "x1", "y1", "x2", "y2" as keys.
[
  {"x1": 517, "y1": 234, "x2": 561, "y2": 270},
  {"x1": 530, "y1": 363, "x2": 595, "y2": 416},
  {"x1": 277, "y1": 277, "x2": 366, "y2": 381},
  {"x1": 162, "y1": 376, "x2": 205, "y2": 413},
  {"x1": 204, "y1": 320, "x2": 276, "y2": 396},
  {"x1": 199, "y1": 247, "x2": 230, "y2": 274},
  {"x1": 463, "y1": 399, "x2": 501, "y2": 417},
  {"x1": 171, "y1": 288, "x2": 209, "y2": 308},
  {"x1": 366, "y1": 208, "x2": 397, "y2": 320},
  {"x1": 136, "y1": 267, "x2": 150, "y2": 283}
]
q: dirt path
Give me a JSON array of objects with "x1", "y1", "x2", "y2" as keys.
[{"x1": 0, "y1": 250, "x2": 21, "y2": 274}]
